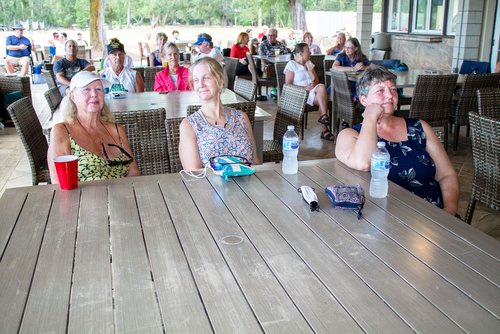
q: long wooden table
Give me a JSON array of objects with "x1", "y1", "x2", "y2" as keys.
[{"x1": 1, "y1": 159, "x2": 498, "y2": 333}]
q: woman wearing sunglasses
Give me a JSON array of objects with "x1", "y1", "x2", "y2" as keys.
[
  {"x1": 179, "y1": 57, "x2": 260, "y2": 171},
  {"x1": 48, "y1": 71, "x2": 140, "y2": 183}
]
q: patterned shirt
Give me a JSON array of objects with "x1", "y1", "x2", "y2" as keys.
[
  {"x1": 258, "y1": 39, "x2": 290, "y2": 56},
  {"x1": 186, "y1": 108, "x2": 254, "y2": 166}
]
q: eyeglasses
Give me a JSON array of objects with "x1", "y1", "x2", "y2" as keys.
[
  {"x1": 102, "y1": 143, "x2": 134, "y2": 166},
  {"x1": 209, "y1": 155, "x2": 251, "y2": 171}
]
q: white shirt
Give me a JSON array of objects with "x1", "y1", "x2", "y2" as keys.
[
  {"x1": 193, "y1": 47, "x2": 224, "y2": 65},
  {"x1": 100, "y1": 67, "x2": 138, "y2": 93}
]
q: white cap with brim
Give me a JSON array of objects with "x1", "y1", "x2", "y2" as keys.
[{"x1": 70, "y1": 71, "x2": 111, "y2": 92}]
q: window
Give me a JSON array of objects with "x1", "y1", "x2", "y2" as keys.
[{"x1": 387, "y1": 0, "x2": 456, "y2": 35}]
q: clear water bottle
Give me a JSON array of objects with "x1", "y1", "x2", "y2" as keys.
[
  {"x1": 282, "y1": 125, "x2": 299, "y2": 174},
  {"x1": 370, "y1": 141, "x2": 390, "y2": 198}
]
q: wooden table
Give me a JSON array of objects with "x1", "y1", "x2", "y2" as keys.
[{"x1": 1, "y1": 159, "x2": 498, "y2": 333}]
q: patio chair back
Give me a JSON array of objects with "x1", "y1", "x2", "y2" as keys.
[
  {"x1": 466, "y1": 112, "x2": 500, "y2": 224},
  {"x1": 165, "y1": 117, "x2": 184, "y2": 173},
  {"x1": 234, "y1": 77, "x2": 257, "y2": 101},
  {"x1": 246, "y1": 53, "x2": 276, "y2": 98},
  {"x1": 7, "y1": 97, "x2": 50, "y2": 185},
  {"x1": 330, "y1": 69, "x2": 363, "y2": 134},
  {"x1": 477, "y1": 87, "x2": 500, "y2": 118},
  {"x1": 0, "y1": 75, "x2": 32, "y2": 100},
  {"x1": 143, "y1": 66, "x2": 164, "y2": 91},
  {"x1": 274, "y1": 62, "x2": 287, "y2": 100},
  {"x1": 43, "y1": 70, "x2": 57, "y2": 89},
  {"x1": 410, "y1": 74, "x2": 458, "y2": 151},
  {"x1": 450, "y1": 73, "x2": 500, "y2": 150},
  {"x1": 310, "y1": 54, "x2": 325, "y2": 85},
  {"x1": 223, "y1": 57, "x2": 239, "y2": 90},
  {"x1": 44, "y1": 87, "x2": 62, "y2": 117},
  {"x1": 323, "y1": 59, "x2": 335, "y2": 85},
  {"x1": 113, "y1": 108, "x2": 169, "y2": 175}
]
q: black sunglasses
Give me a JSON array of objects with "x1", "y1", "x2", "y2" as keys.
[
  {"x1": 102, "y1": 143, "x2": 134, "y2": 166},
  {"x1": 209, "y1": 155, "x2": 251, "y2": 171}
]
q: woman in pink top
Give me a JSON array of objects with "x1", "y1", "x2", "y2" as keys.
[
  {"x1": 154, "y1": 43, "x2": 191, "y2": 92},
  {"x1": 230, "y1": 32, "x2": 250, "y2": 75}
]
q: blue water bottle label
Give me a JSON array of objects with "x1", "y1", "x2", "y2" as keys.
[{"x1": 372, "y1": 159, "x2": 390, "y2": 170}]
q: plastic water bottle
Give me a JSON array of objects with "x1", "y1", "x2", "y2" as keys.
[
  {"x1": 370, "y1": 141, "x2": 390, "y2": 198},
  {"x1": 282, "y1": 125, "x2": 299, "y2": 174}
]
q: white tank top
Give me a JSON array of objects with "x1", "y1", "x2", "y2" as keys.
[{"x1": 100, "y1": 67, "x2": 137, "y2": 93}]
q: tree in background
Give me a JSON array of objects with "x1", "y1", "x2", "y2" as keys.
[{"x1": 90, "y1": 0, "x2": 107, "y2": 57}]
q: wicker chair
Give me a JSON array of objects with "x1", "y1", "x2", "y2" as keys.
[
  {"x1": 263, "y1": 84, "x2": 308, "y2": 163},
  {"x1": 310, "y1": 54, "x2": 325, "y2": 86},
  {"x1": 223, "y1": 57, "x2": 239, "y2": 90},
  {"x1": 323, "y1": 59, "x2": 335, "y2": 85},
  {"x1": 0, "y1": 75, "x2": 32, "y2": 100},
  {"x1": 450, "y1": 73, "x2": 500, "y2": 151},
  {"x1": 143, "y1": 66, "x2": 164, "y2": 92},
  {"x1": 42, "y1": 70, "x2": 58, "y2": 89},
  {"x1": 186, "y1": 101, "x2": 256, "y2": 128},
  {"x1": 246, "y1": 53, "x2": 277, "y2": 98},
  {"x1": 234, "y1": 77, "x2": 257, "y2": 101},
  {"x1": 132, "y1": 67, "x2": 145, "y2": 83},
  {"x1": 7, "y1": 97, "x2": 50, "y2": 185},
  {"x1": 330, "y1": 69, "x2": 363, "y2": 135},
  {"x1": 165, "y1": 117, "x2": 184, "y2": 173},
  {"x1": 113, "y1": 108, "x2": 170, "y2": 175},
  {"x1": 477, "y1": 87, "x2": 500, "y2": 118},
  {"x1": 465, "y1": 112, "x2": 500, "y2": 224},
  {"x1": 409, "y1": 74, "x2": 458, "y2": 151},
  {"x1": 43, "y1": 87, "x2": 62, "y2": 118}
]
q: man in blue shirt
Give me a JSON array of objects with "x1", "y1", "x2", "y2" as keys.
[{"x1": 5, "y1": 23, "x2": 32, "y2": 76}]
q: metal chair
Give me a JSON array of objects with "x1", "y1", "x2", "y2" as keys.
[
  {"x1": 409, "y1": 74, "x2": 458, "y2": 151},
  {"x1": 7, "y1": 97, "x2": 50, "y2": 185},
  {"x1": 0, "y1": 75, "x2": 32, "y2": 100},
  {"x1": 263, "y1": 84, "x2": 308, "y2": 163},
  {"x1": 477, "y1": 87, "x2": 500, "y2": 118},
  {"x1": 43, "y1": 87, "x2": 62, "y2": 118},
  {"x1": 246, "y1": 53, "x2": 276, "y2": 99},
  {"x1": 165, "y1": 117, "x2": 184, "y2": 173},
  {"x1": 113, "y1": 108, "x2": 169, "y2": 175},
  {"x1": 223, "y1": 57, "x2": 238, "y2": 90},
  {"x1": 450, "y1": 73, "x2": 500, "y2": 150},
  {"x1": 330, "y1": 69, "x2": 363, "y2": 135},
  {"x1": 186, "y1": 101, "x2": 256, "y2": 128},
  {"x1": 465, "y1": 112, "x2": 500, "y2": 224},
  {"x1": 42, "y1": 70, "x2": 58, "y2": 89},
  {"x1": 143, "y1": 66, "x2": 164, "y2": 92},
  {"x1": 234, "y1": 77, "x2": 257, "y2": 101}
]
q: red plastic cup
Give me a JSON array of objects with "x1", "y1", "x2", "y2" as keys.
[{"x1": 53, "y1": 155, "x2": 79, "y2": 190}]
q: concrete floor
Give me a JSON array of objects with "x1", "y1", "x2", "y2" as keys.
[{"x1": 0, "y1": 82, "x2": 498, "y2": 241}]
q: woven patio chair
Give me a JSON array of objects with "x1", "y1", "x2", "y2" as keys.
[
  {"x1": 330, "y1": 69, "x2": 363, "y2": 135},
  {"x1": 143, "y1": 66, "x2": 164, "y2": 92},
  {"x1": 223, "y1": 57, "x2": 238, "y2": 90},
  {"x1": 42, "y1": 70, "x2": 57, "y2": 89},
  {"x1": 113, "y1": 108, "x2": 169, "y2": 175},
  {"x1": 477, "y1": 87, "x2": 500, "y2": 119},
  {"x1": 186, "y1": 101, "x2": 256, "y2": 128},
  {"x1": 7, "y1": 97, "x2": 50, "y2": 185},
  {"x1": 465, "y1": 112, "x2": 500, "y2": 224},
  {"x1": 246, "y1": 53, "x2": 277, "y2": 99},
  {"x1": 409, "y1": 74, "x2": 458, "y2": 151},
  {"x1": 450, "y1": 73, "x2": 500, "y2": 150},
  {"x1": 310, "y1": 54, "x2": 325, "y2": 86},
  {"x1": 234, "y1": 77, "x2": 257, "y2": 101},
  {"x1": 323, "y1": 59, "x2": 335, "y2": 85},
  {"x1": 132, "y1": 67, "x2": 145, "y2": 83},
  {"x1": 0, "y1": 75, "x2": 32, "y2": 100},
  {"x1": 165, "y1": 117, "x2": 184, "y2": 173},
  {"x1": 44, "y1": 87, "x2": 62, "y2": 118},
  {"x1": 263, "y1": 84, "x2": 307, "y2": 163}
]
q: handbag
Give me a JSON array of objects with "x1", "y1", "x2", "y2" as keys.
[{"x1": 325, "y1": 185, "x2": 365, "y2": 219}]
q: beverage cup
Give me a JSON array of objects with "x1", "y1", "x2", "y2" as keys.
[
  {"x1": 53, "y1": 155, "x2": 79, "y2": 190},
  {"x1": 274, "y1": 49, "x2": 280, "y2": 58},
  {"x1": 162, "y1": 61, "x2": 168, "y2": 68}
]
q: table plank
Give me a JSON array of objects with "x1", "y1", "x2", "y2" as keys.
[
  {"x1": 133, "y1": 178, "x2": 212, "y2": 333},
  {"x1": 108, "y1": 182, "x2": 164, "y2": 333},
  {"x1": 20, "y1": 189, "x2": 80, "y2": 333},
  {"x1": 0, "y1": 188, "x2": 28, "y2": 255},
  {"x1": 159, "y1": 176, "x2": 262, "y2": 333},
  {"x1": 0, "y1": 190, "x2": 54, "y2": 333},
  {"x1": 235, "y1": 172, "x2": 413, "y2": 333},
  {"x1": 294, "y1": 164, "x2": 499, "y2": 332},
  {"x1": 187, "y1": 175, "x2": 314, "y2": 333},
  {"x1": 207, "y1": 174, "x2": 362, "y2": 332},
  {"x1": 68, "y1": 185, "x2": 114, "y2": 333}
]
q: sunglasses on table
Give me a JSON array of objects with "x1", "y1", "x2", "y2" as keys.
[
  {"x1": 209, "y1": 155, "x2": 252, "y2": 171},
  {"x1": 102, "y1": 143, "x2": 134, "y2": 166}
]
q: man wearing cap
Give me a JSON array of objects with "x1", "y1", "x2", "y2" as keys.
[
  {"x1": 99, "y1": 38, "x2": 144, "y2": 93},
  {"x1": 53, "y1": 39, "x2": 95, "y2": 96},
  {"x1": 191, "y1": 33, "x2": 224, "y2": 65},
  {"x1": 5, "y1": 23, "x2": 32, "y2": 76}
]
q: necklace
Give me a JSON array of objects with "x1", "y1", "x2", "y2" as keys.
[{"x1": 198, "y1": 107, "x2": 229, "y2": 128}]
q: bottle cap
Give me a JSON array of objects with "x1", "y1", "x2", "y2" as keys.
[
  {"x1": 287, "y1": 125, "x2": 295, "y2": 130},
  {"x1": 377, "y1": 141, "x2": 386, "y2": 147}
]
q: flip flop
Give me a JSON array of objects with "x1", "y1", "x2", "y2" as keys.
[
  {"x1": 320, "y1": 130, "x2": 335, "y2": 141},
  {"x1": 318, "y1": 114, "x2": 331, "y2": 125}
]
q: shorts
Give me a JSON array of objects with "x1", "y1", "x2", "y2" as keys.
[{"x1": 6, "y1": 56, "x2": 30, "y2": 66}]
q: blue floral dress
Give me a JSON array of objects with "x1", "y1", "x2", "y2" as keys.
[{"x1": 353, "y1": 118, "x2": 443, "y2": 208}]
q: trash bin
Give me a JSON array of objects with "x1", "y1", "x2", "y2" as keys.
[{"x1": 370, "y1": 32, "x2": 391, "y2": 60}]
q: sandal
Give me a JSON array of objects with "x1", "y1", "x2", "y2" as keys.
[
  {"x1": 318, "y1": 114, "x2": 331, "y2": 125},
  {"x1": 320, "y1": 130, "x2": 335, "y2": 141}
]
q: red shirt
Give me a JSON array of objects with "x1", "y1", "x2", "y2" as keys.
[
  {"x1": 154, "y1": 66, "x2": 191, "y2": 92},
  {"x1": 230, "y1": 44, "x2": 249, "y2": 60}
]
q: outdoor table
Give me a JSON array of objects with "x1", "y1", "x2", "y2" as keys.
[
  {"x1": 1, "y1": 158, "x2": 498, "y2": 333},
  {"x1": 253, "y1": 54, "x2": 292, "y2": 63}
]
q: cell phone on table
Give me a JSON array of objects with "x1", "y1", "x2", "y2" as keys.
[{"x1": 159, "y1": 91, "x2": 169, "y2": 94}]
